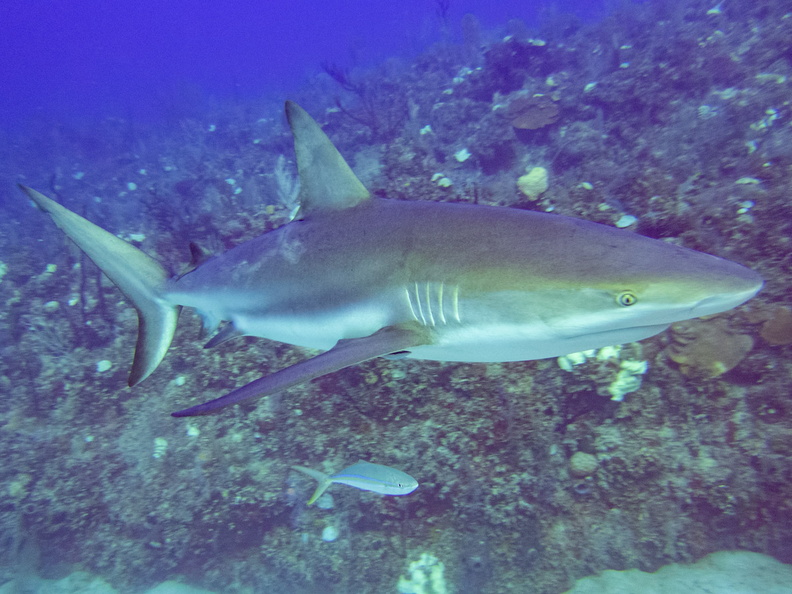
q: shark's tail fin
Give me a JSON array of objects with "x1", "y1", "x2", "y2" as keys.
[
  {"x1": 18, "y1": 185, "x2": 180, "y2": 386},
  {"x1": 290, "y1": 465, "x2": 333, "y2": 505}
]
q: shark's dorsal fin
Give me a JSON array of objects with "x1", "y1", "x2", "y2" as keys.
[{"x1": 285, "y1": 101, "x2": 370, "y2": 216}]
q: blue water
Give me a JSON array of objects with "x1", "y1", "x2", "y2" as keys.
[
  {"x1": 1, "y1": 0, "x2": 790, "y2": 593},
  {"x1": 0, "y1": 0, "x2": 605, "y2": 128}
]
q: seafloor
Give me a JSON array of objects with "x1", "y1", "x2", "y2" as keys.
[{"x1": 1, "y1": 0, "x2": 792, "y2": 593}]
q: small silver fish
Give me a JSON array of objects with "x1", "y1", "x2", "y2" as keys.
[{"x1": 291, "y1": 460, "x2": 418, "y2": 505}]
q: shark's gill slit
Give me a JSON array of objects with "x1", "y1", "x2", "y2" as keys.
[
  {"x1": 413, "y1": 282, "x2": 427, "y2": 326},
  {"x1": 424, "y1": 283, "x2": 435, "y2": 326},
  {"x1": 404, "y1": 286, "x2": 419, "y2": 323},
  {"x1": 437, "y1": 282, "x2": 447, "y2": 325},
  {"x1": 450, "y1": 284, "x2": 461, "y2": 324}
]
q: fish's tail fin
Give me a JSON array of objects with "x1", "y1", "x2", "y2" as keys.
[
  {"x1": 290, "y1": 465, "x2": 333, "y2": 505},
  {"x1": 19, "y1": 185, "x2": 180, "y2": 385}
]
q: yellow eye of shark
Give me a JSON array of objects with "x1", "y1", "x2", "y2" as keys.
[{"x1": 617, "y1": 291, "x2": 638, "y2": 307}]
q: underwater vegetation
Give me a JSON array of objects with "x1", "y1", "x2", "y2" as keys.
[{"x1": 1, "y1": 0, "x2": 792, "y2": 592}]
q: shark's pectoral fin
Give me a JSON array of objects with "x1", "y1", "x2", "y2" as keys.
[{"x1": 171, "y1": 324, "x2": 431, "y2": 417}]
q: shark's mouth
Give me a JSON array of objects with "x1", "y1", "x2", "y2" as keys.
[
  {"x1": 689, "y1": 286, "x2": 762, "y2": 317},
  {"x1": 569, "y1": 323, "x2": 671, "y2": 347}
]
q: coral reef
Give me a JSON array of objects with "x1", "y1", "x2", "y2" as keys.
[
  {"x1": 758, "y1": 305, "x2": 792, "y2": 346},
  {"x1": 666, "y1": 317, "x2": 754, "y2": 378},
  {"x1": 504, "y1": 95, "x2": 560, "y2": 131}
]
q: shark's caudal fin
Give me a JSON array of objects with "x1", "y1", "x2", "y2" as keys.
[
  {"x1": 285, "y1": 100, "x2": 370, "y2": 217},
  {"x1": 18, "y1": 185, "x2": 180, "y2": 385},
  {"x1": 290, "y1": 466, "x2": 333, "y2": 505}
]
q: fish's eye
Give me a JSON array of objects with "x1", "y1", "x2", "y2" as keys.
[{"x1": 617, "y1": 291, "x2": 637, "y2": 307}]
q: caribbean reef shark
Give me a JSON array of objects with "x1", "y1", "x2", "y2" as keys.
[{"x1": 19, "y1": 101, "x2": 763, "y2": 417}]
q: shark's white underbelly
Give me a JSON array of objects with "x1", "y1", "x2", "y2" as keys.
[
  {"x1": 230, "y1": 298, "x2": 401, "y2": 351},
  {"x1": 197, "y1": 282, "x2": 669, "y2": 363},
  {"x1": 233, "y1": 307, "x2": 660, "y2": 362},
  {"x1": 405, "y1": 323, "x2": 669, "y2": 362}
]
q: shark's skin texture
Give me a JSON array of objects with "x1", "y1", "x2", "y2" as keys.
[
  {"x1": 19, "y1": 101, "x2": 763, "y2": 417},
  {"x1": 167, "y1": 197, "x2": 762, "y2": 362}
]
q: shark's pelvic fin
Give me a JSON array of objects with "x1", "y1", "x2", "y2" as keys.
[
  {"x1": 18, "y1": 185, "x2": 180, "y2": 386},
  {"x1": 171, "y1": 324, "x2": 430, "y2": 417},
  {"x1": 285, "y1": 100, "x2": 370, "y2": 217},
  {"x1": 203, "y1": 323, "x2": 243, "y2": 349}
]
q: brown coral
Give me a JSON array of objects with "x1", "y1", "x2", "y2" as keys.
[
  {"x1": 666, "y1": 317, "x2": 754, "y2": 378},
  {"x1": 506, "y1": 95, "x2": 559, "y2": 130},
  {"x1": 759, "y1": 305, "x2": 792, "y2": 345}
]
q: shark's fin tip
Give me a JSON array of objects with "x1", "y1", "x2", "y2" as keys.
[{"x1": 286, "y1": 101, "x2": 370, "y2": 217}]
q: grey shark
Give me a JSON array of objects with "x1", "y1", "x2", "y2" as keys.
[{"x1": 19, "y1": 101, "x2": 763, "y2": 417}]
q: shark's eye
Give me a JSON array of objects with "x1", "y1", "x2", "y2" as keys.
[{"x1": 617, "y1": 291, "x2": 638, "y2": 307}]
